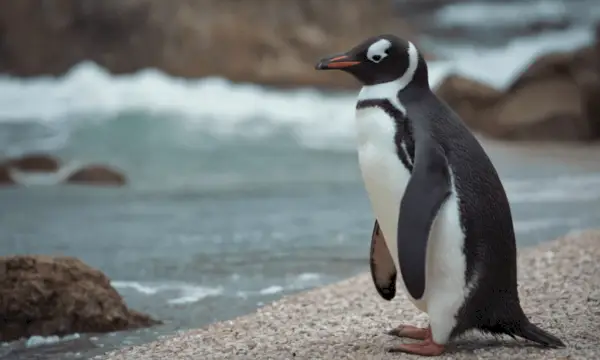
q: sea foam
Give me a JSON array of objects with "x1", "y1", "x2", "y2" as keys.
[
  {"x1": 435, "y1": 0, "x2": 599, "y2": 28},
  {"x1": 111, "y1": 281, "x2": 223, "y2": 305},
  {"x1": 0, "y1": 27, "x2": 594, "y2": 147}
]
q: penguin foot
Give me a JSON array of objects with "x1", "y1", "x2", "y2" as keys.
[
  {"x1": 386, "y1": 341, "x2": 445, "y2": 356},
  {"x1": 386, "y1": 325, "x2": 428, "y2": 340},
  {"x1": 386, "y1": 327, "x2": 445, "y2": 356}
]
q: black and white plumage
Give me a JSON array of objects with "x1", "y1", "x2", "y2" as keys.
[{"x1": 315, "y1": 34, "x2": 565, "y2": 355}]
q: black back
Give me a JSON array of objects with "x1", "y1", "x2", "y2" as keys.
[{"x1": 414, "y1": 89, "x2": 523, "y2": 336}]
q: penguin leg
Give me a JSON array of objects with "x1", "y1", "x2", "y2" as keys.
[
  {"x1": 389, "y1": 295, "x2": 457, "y2": 355},
  {"x1": 387, "y1": 327, "x2": 445, "y2": 356},
  {"x1": 386, "y1": 325, "x2": 429, "y2": 340}
]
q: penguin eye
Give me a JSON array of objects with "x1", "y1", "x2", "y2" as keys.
[
  {"x1": 368, "y1": 51, "x2": 387, "y2": 63},
  {"x1": 366, "y1": 39, "x2": 391, "y2": 63}
]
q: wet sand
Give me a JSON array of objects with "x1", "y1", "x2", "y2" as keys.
[{"x1": 98, "y1": 229, "x2": 600, "y2": 360}]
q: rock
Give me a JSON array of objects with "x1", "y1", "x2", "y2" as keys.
[
  {"x1": 497, "y1": 42, "x2": 600, "y2": 141},
  {"x1": 435, "y1": 74, "x2": 503, "y2": 130},
  {"x1": 0, "y1": 163, "x2": 16, "y2": 185},
  {"x1": 578, "y1": 48, "x2": 600, "y2": 139},
  {"x1": 0, "y1": 255, "x2": 160, "y2": 342},
  {"x1": 8, "y1": 154, "x2": 60, "y2": 172},
  {"x1": 65, "y1": 165, "x2": 127, "y2": 186},
  {"x1": 489, "y1": 76, "x2": 590, "y2": 141},
  {"x1": 0, "y1": 0, "x2": 421, "y2": 90},
  {"x1": 449, "y1": 36, "x2": 600, "y2": 142},
  {"x1": 507, "y1": 52, "x2": 575, "y2": 92}
]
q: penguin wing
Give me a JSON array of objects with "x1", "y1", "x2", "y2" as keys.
[
  {"x1": 396, "y1": 138, "x2": 451, "y2": 300},
  {"x1": 369, "y1": 220, "x2": 397, "y2": 300}
]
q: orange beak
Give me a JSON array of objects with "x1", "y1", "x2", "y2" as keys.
[{"x1": 315, "y1": 54, "x2": 360, "y2": 70}]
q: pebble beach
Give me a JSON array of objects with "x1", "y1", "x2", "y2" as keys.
[{"x1": 99, "y1": 229, "x2": 600, "y2": 360}]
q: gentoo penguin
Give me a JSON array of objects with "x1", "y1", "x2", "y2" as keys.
[{"x1": 315, "y1": 34, "x2": 565, "y2": 356}]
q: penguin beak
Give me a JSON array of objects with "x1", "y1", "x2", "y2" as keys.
[{"x1": 315, "y1": 53, "x2": 360, "y2": 70}]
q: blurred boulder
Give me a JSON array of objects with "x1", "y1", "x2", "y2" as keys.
[
  {"x1": 436, "y1": 38, "x2": 600, "y2": 142},
  {"x1": 492, "y1": 43, "x2": 600, "y2": 141},
  {"x1": 0, "y1": 255, "x2": 160, "y2": 342},
  {"x1": 65, "y1": 165, "x2": 127, "y2": 186},
  {"x1": 0, "y1": 0, "x2": 421, "y2": 89},
  {"x1": 8, "y1": 154, "x2": 60, "y2": 172},
  {"x1": 0, "y1": 163, "x2": 15, "y2": 185},
  {"x1": 505, "y1": 52, "x2": 574, "y2": 92},
  {"x1": 435, "y1": 75, "x2": 503, "y2": 130},
  {"x1": 490, "y1": 77, "x2": 587, "y2": 140}
]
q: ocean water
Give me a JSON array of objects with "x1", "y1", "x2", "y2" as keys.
[{"x1": 1, "y1": 1, "x2": 599, "y2": 359}]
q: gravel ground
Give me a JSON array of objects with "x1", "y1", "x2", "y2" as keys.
[{"x1": 100, "y1": 230, "x2": 600, "y2": 360}]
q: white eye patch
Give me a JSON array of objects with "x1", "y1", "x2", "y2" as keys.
[{"x1": 366, "y1": 39, "x2": 392, "y2": 63}]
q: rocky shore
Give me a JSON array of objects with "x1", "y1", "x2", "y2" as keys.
[
  {"x1": 1, "y1": 2, "x2": 599, "y2": 142},
  {"x1": 0, "y1": 0, "x2": 417, "y2": 90},
  {"x1": 434, "y1": 27, "x2": 600, "y2": 142},
  {"x1": 0, "y1": 255, "x2": 160, "y2": 342},
  {"x1": 0, "y1": 153, "x2": 127, "y2": 186},
  {"x1": 98, "y1": 229, "x2": 600, "y2": 360}
]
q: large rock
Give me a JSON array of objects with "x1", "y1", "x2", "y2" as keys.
[
  {"x1": 506, "y1": 52, "x2": 575, "y2": 92},
  {"x1": 576, "y1": 46, "x2": 600, "y2": 139},
  {"x1": 489, "y1": 76, "x2": 590, "y2": 141},
  {"x1": 437, "y1": 37, "x2": 600, "y2": 142},
  {"x1": 495, "y1": 43, "x2": 600, "y2": 141},
  {"x1": 0, "y1": 255, "x2": 160, "y2": 342},
  {"x1": 8, "y1": 154, "x2": 60, "y2": 172},
  {"x1": 0, "y1": 0, "x2": 420, "y2": 89},
  {"x1": 435, "y1": 75, "x2": 503, "y2": 130},
  {"x1": 65, "y1": 165, "x2": 127, "y2": 186},
  {"x1": 508, "y1": 43, "x2": 599, "y2": 91}
]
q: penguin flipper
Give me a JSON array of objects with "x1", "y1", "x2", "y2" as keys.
[
  {"x1": 369, "y1": 220, "x2": 397, "y2": 300},
  {"x1": 397, "y1": 139, "x2": 451, "y2": 300}
]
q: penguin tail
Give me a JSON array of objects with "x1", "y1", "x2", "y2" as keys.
[{"x1": 513, "y1": 320, "x2": 566, "y2": 348}]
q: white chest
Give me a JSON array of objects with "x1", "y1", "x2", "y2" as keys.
[
  {"x1": 354, "y1": 106, "x2": 468, "y2": 317},
  {"x1": 355, "y1": 107, "x2": 411, "y2": 272}
]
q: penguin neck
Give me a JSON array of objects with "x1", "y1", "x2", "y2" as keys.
[{"x1": 357, "y1": 56, "x2": 430, "y2": 116}]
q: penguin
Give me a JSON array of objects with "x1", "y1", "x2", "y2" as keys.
[{"x1": 314, "y1": 34, "x2": 566, "y2": 356}]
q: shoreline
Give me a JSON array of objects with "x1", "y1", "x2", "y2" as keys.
[{"x1": 98, "y1": 229, "x2": 600, "y2": 360}]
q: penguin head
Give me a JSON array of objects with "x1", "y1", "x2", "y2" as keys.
[{"x1": 315, "y1": 34, "x2": 427, "y2": 87}]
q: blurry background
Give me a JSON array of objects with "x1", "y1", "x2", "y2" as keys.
[{"x1": 0, "y1": 0, "x2": 599, "y2": 359}]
